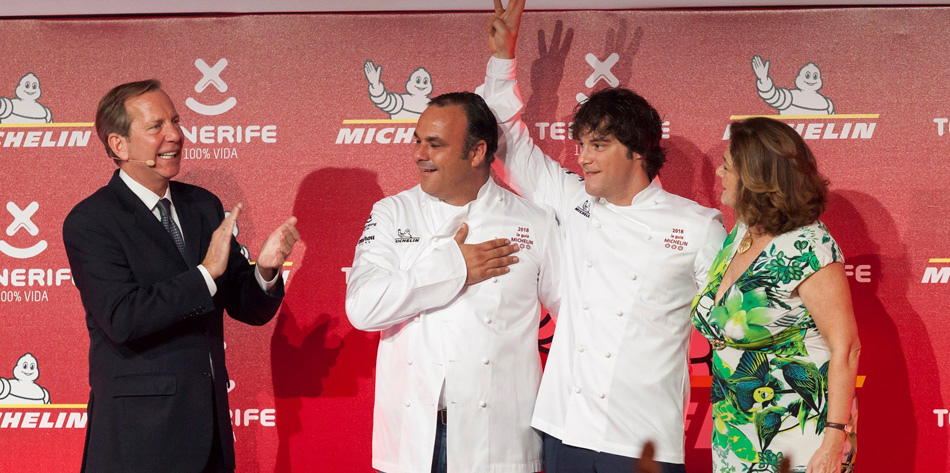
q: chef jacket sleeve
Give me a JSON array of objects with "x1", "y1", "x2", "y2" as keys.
[
  {"x1": 477, "y1": 56, "x2": 583, "y2": 214},
  {"x1": 536, "y1": 207, "x2": 563, "y2": 319},
  {"x1": 345, "y1": 202, "x2": 467, "y2": 331},
  {"x1": 693, "y1": 210, "x2": 728, "y2": 290}
]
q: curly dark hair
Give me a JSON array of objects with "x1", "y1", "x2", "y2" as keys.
[
  {"x1": 728, "y1": 117, "x2": 829, "y2": 235},
  {"x1": 428, "y1": 92, "x2": 498, "y2": 166},
  {"x1": 570, "y1": 88, "x2": 665, "y2": 180}
]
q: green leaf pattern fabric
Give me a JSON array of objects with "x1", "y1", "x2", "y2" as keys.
[{"x1": 690, "y1": 221, "x2": 857, "y2": 472}]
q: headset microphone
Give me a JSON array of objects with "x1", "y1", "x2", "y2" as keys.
[{"x1": 124, "y1": 159, "x2": 156, "y2": 167}]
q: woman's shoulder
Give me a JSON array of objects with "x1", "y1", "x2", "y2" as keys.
[{"x1": 774, "y1": 220, "x2": 843, "y2": 268}]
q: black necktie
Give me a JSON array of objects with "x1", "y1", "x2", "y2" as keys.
[{"x1": 157, "y1": 198, "x2": 187, "y2": 259}]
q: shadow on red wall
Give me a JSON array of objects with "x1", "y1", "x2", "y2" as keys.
[
  {"x1": 824, "y1": 190, "x2": 947, "y2": 472},
  {"x1": 270, "y1": 168, "x2": 383, "y2": 472}
]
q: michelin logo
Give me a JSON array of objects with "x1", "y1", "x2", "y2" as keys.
[
  {"x1": 363, "y1": 60, "x2": 432, "y2": 119},
  {"x1": 337, "y1": 61, "x2": 435, "y2": 146},
  {"x1": 0, "y1": 73, "x2": 92, "y2": 149},
  {"x1": 752, "y1": 55, "x2": 834, "y2": 115},
  {"x1": 0, "y1": 353, "x2": 50, "y2": 404},
  {"x1": 0, "y1": 73, "x2": 52, "y2": 124},
  {"x1": 724, "y1": 55, "x2": 877, "y2": 141}
]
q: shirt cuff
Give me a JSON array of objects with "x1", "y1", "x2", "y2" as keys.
[
  {"x1": 487, "y1": 56, "x2": 517, "y2": 79},
  {"x1": 255, "y1": 265, "x2": 280, "y2": 293},
  {"x1": 197, "y1": 265, "x2": 218, "y2": 297}
]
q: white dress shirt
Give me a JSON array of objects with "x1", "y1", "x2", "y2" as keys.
[
  {"x1": 346, "y1": 179, "x2": 562, "y2": 473},
  {"x1": 478, "y1": 57, "x2": 727, "y2": 464}
]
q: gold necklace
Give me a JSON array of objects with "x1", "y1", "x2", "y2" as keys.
[{"x1": 736, "y1": 232, "x2": 754, "y2": 254}]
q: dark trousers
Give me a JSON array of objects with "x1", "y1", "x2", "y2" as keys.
[{"x1": 543, "y1": 434, "x2": 686, "y2": 473}]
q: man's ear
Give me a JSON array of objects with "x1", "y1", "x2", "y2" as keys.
[
  {"x1": 108, "y1": 133, "x2": 128, "y2": 161},
  {"x1": 469, "y1": 140, "x2": 488, "y2": 168}
]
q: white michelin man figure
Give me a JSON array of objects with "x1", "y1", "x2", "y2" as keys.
[
  {"x1": 0, "y1": 353, "x2": 51, "y2": 404},
  {"x1": 0, "y1": 73, "x2": 53, "y2": 124},
  {"x1": 363, "y1": 61, "x2": 432, "y2": 119},
  {"x1": 751, "y1": 55, "x2": 834, "y2": 115}
]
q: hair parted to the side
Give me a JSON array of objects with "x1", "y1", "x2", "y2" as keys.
[
  {"x1": 728, "y1": 117, "x2": 829, "y2": 235},
  {"x1": 95, "y1": 79, "x2": 163, "y2": 159},
  {"x1": 570, "y1": 88, "x2": 666, "y2": 180},
  {"x1": 427, "y1": 92, "x2": 498, "y2": 166}
]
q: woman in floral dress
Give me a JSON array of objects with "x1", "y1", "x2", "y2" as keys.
[{"x1": 691, "y1": 117, "x2": 860, "y2": 473}]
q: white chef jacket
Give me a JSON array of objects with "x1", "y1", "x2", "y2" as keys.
[
  {"x1": 478, "y1": 57, "x2": 726, "y2": 464},
  {"x1": 346, "y1": 179, "x2": 562, "y2": 473}
]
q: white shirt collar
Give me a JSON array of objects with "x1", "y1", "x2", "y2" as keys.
[
  {"x1": 118, "y1": 169, "x2": 172, "y2": 212},
  {"x1": 599, "y1": 178, "x2": 664, "y2": 209}
]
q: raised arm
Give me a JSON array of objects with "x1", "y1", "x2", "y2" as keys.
[{"x1": 479, "y1": 0, "x2": 582, "y2": 211}]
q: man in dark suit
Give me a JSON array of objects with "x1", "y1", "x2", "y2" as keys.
[{"x1": 63, "y1": 79, "x2": 299, "y2": 473}]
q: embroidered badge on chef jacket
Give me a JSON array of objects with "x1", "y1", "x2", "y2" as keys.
[
  {"x1": 663, "y1": 228, "x2": 689, "y2": 251},
  {"x1": 364, "y1": 214, "x2": 377, "y2": 231},
  {"x1": 395, "y1": 228, "x2": 420, "y2": 243},
  {"x1": 510, "y1": 226, "x2": 534, "y2": 250},
  {"x1": 574, "y1": 200, "x2": 591, "y2": 218}
]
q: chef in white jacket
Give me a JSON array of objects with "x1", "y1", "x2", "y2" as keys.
[
  {"x1": 346, "y1": 91, "x2": 562, "y2": 473},
  {"x1": 478, "y1": 2, "x2": 726, "y2": 472}
]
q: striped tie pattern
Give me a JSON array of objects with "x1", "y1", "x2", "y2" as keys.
[{"x1": 157, "y1": 198, "x2": 187, "y2": 260}]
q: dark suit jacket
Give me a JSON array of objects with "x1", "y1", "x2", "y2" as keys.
[{"x1": 63, "y1": 170, "x2": 284, "y2": 473}]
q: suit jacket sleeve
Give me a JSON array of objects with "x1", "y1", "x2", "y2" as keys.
[
  {"x1": 64, "y1": 206, "x2": 214, "y2": 346},
  {"x1": 63, "y1": 192, "x2": 283, "y2": 345}
]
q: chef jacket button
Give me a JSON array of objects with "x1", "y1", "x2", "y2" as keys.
[
  {"x1": 203, "y1": 372, "x2": 211, "y2": 378},
  {"x1": 585, "y1": 261, "x2": 592, "y2": 268},
  {"x1": 599, "y1": 393, "x2": 606, "y2": 399},
  {"x1": 574, "y1": 386, "x2": 581, "y2": 394},
  {"x1": 631, "y1": 274, "x2": 638, "y2": 281},
  {"x1": 479, "y1": 400, "x2": 488, "y2": 408},
  {"x1": 415, "y1": 317, "x2": 421, "y2": 323},
  {"x1": 482, "y1": 358, "x2": 490, "y2": 365},
  {"x1": 646, "y1": 235, "x2": 652, "y2": 240},
  {"x1": 407, "y1": 359, "x2": 413, "y2": 365},
  {"x1": 594, "y1": 222, "x2": 602, "y2": 229},
  {"x1": 422, "y1": 201, "x2": 427, "y2": 207},
  {"x1": 616, "y1": 310, "x2": 623, "y2": 317},
  {"x1": 405, "y1": 401, "x2": 411, "y2": 407},
  {"x1": 604, "y1": 352, "x2": 612, "y2": 358},
  {"x1": 485, "y1": 317, "x2": 493, "y2": 324},
  {"x1": 496, "y1": 196, "x2": 503, "y2": 202},
  {"x1": 491, "y1": 277, "x2": 498, "y2": 283},
  {"x1": 582, "y1": 303, "x2": 589, "y2": 310},
  {"x1": 577, "y1": 345, "x2": 585, "y2": 353}
]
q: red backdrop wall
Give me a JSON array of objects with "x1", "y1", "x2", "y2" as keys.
[{"x1": 0, "y1": 7, "x2": 948, "y2": 472}]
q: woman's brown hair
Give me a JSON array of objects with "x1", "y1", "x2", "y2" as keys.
[{"x1": 728, "y1": 117, "x2": 829, "y2": 235}]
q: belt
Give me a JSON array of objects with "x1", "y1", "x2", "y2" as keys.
[{"x1": 438, "y1": 409, "x2": 448, "y2": 425}]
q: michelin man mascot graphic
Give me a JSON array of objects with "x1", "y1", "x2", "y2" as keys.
[
  {"x1": 0, "y1": 73, "x2": 53, "y2": 124},
  {"x1": 751, "y1": 55, "x2": 834, "y2": 115},
  {"x1": 363, "y1": 61, "x2": 432, "y2": 119},
  {"x1": 0, "y1": 353, "x2": 51, "y2": 404}
]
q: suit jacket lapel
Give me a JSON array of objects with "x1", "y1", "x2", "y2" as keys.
[{"x1": 107, "y1": 171, "x2": 190, "y2": 269}]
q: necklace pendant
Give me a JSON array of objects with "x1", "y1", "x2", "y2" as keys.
[{"x1": 736, "y1": 234, "x2": 753, "y2": 254}]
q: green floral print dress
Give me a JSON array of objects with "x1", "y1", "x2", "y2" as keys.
[{"x1": 690, "y1": 221, "x2": 857, "y2": 473}]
